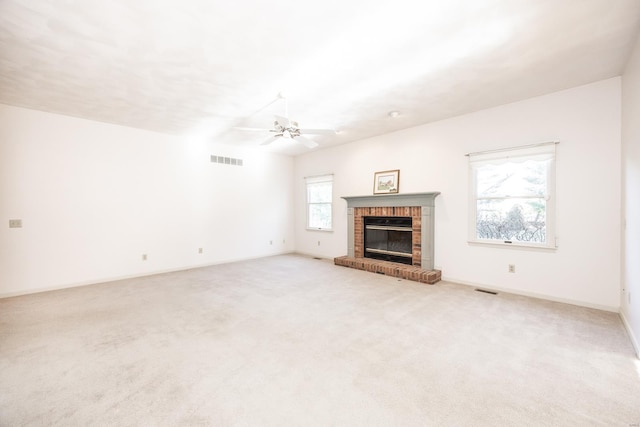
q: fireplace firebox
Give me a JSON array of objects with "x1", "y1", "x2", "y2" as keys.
[{"x1": 364, "y1": 216, "x2": 413, "y2": 265}]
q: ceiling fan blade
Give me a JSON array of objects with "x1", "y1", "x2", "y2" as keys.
[
  {"x1": 234, "y1": 126, "x2": 272, "y2": 132},
  {"x1": 260, "y1": 135, "x2": 280, "y2": 146},
  {"x1": 295, "y1": 135, "x2": 319, "y2": 149},
  {"x1": 274, "y1": 114, "x2": 291, "y2": 128},
  {"x1": 299, "y1": 128, "x2": 336, "y2": 135}
]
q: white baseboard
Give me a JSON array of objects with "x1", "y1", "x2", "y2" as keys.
[
  {"x1": 0, "y1": 251, "x2": 295, "y2": 299},
  {"x1": 441, "y1": 275, "x2": 619, "y2": 313},
  {"x1": 293, "y1": 251, "x2": 335, "y2": 261},
  {"x1": 620, "y1": 311, "x2": 640, "y2": 359}
]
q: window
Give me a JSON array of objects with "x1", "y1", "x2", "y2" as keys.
[
  {"x1": 468, "y1": 142, "x2": 557, "y2": 248},
  {"x1": 306, "y1": 174, "x2": 333, "y2": 230}
]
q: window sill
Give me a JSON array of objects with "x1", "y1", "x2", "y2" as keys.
[
  {"x1": 306, "y1": 228, "x2": 333, "y2": 233},
  {"x1": 468, "y1": 240, "x2": 557, "y2": 251}
]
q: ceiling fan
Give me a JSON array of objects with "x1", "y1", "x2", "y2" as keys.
[{"x1": 235, "y1": 93, "x2": 336, "y2": 149}]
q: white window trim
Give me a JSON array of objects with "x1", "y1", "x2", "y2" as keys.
[
  {"x1": 467, "y1": 142, "x2": 558, "y2": 250},
  {"x1": 306, "y1": 227, "x2": 335, "y2": 233},
  {"x1": 305, "y1": 174, "x2": 333, "y2": 232}
]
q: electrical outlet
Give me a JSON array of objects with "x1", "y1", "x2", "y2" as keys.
[
  {"x1": 283, "y1": 239, "x2": 286, "y2": 244},
  {"x1": 508, "y1": 264, "x2": 515, "y2": 273},
  {"x1": 142, "y1": 254, "x2": 147, "y2": 261},
  {"x1": 317, "y1": 241, "x2": 321, "y2": 246},
  {"x1": 9, "y1": 219, "x2": 22, "y2": 228},
  {"x1": 198, "y1": 248, "x2": 203, "y2": 254},
  {"x1": 270, "y1": 240, "x2": 273, "y2": 245}
]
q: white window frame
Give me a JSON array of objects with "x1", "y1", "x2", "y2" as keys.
[
  {"x1": 468, "y1": 142, "x2": 557, "y2": 249},
  {"x1": 305, "y1": 174, "x2": 333, "y2": 231}
]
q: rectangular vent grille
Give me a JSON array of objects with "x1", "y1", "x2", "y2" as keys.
[
  {"x1": 475, "y1": 288, "x2": 498, "y2": 295},
  {"x1": 211, "y1": 155, "x2": 243, "y2": 166}
]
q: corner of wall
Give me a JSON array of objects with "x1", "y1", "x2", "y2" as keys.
[
  {"x1": 620, "y1": 311, "x2": 640, "y2": 359},
  {"x1": 621, "y1": 28, "x2": 640, "y2": 358}
]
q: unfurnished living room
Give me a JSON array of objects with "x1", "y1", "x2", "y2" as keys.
[{"x1": 2, "y1": 0, "x2": 640, "y2": 425}]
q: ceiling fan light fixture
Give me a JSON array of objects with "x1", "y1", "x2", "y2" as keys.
[
  {"x1": 388, "y1": 110, "x2": 400, "y2": 118},
  {"x1": 236, "y1": 94, "x2": 332, "y2": 149}
]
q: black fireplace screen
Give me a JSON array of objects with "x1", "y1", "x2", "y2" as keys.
[{"x1": 364, "y1": 216, "x2": 412, "y2": 265}]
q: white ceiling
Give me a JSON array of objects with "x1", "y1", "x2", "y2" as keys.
[{"x1": 1, "y1": 0, "x2": 639, "y2": 156}]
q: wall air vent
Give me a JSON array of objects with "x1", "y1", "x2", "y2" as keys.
[{"x1": 211, "y1": 155, "x2": 243, "y2": 166}]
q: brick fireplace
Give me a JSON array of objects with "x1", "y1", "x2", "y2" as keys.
[
  {"x1": 334, "y1": 192, "x2": 441, "y2": 284},
  {"x1": 356, "y1": 207, "x2": 421, "y2": 265}
]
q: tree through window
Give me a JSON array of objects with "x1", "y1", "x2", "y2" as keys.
[{"x1": 469, "y1": 143, "x2": 557, "y2": 248}]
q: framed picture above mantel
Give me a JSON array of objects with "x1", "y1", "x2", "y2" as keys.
[{"x1": 373, "y1": 170, "x2": 400, "y2": 194}]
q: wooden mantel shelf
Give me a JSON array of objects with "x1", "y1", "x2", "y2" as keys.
[{"x1": 341, "y1": 192, "x2": 440, "y2": 208}]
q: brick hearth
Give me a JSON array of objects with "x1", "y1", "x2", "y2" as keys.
[{"x1": 334, "y1": 255, "x2": 442, "y2": 284}]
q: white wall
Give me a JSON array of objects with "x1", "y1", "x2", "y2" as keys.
[
  {"x1": 0, "y1": 105, "x2": 294, "y2": 297},
  {"x1": 295, "y1": 78, "x2": 622, "y2": 311},
  {"x1": 622, "y1": 33, "x2": 640, "y2": 356}
]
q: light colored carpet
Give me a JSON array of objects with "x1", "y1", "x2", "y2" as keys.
[{"x1": 1, "y1": 254, "x2": 639, "y2": 426}]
